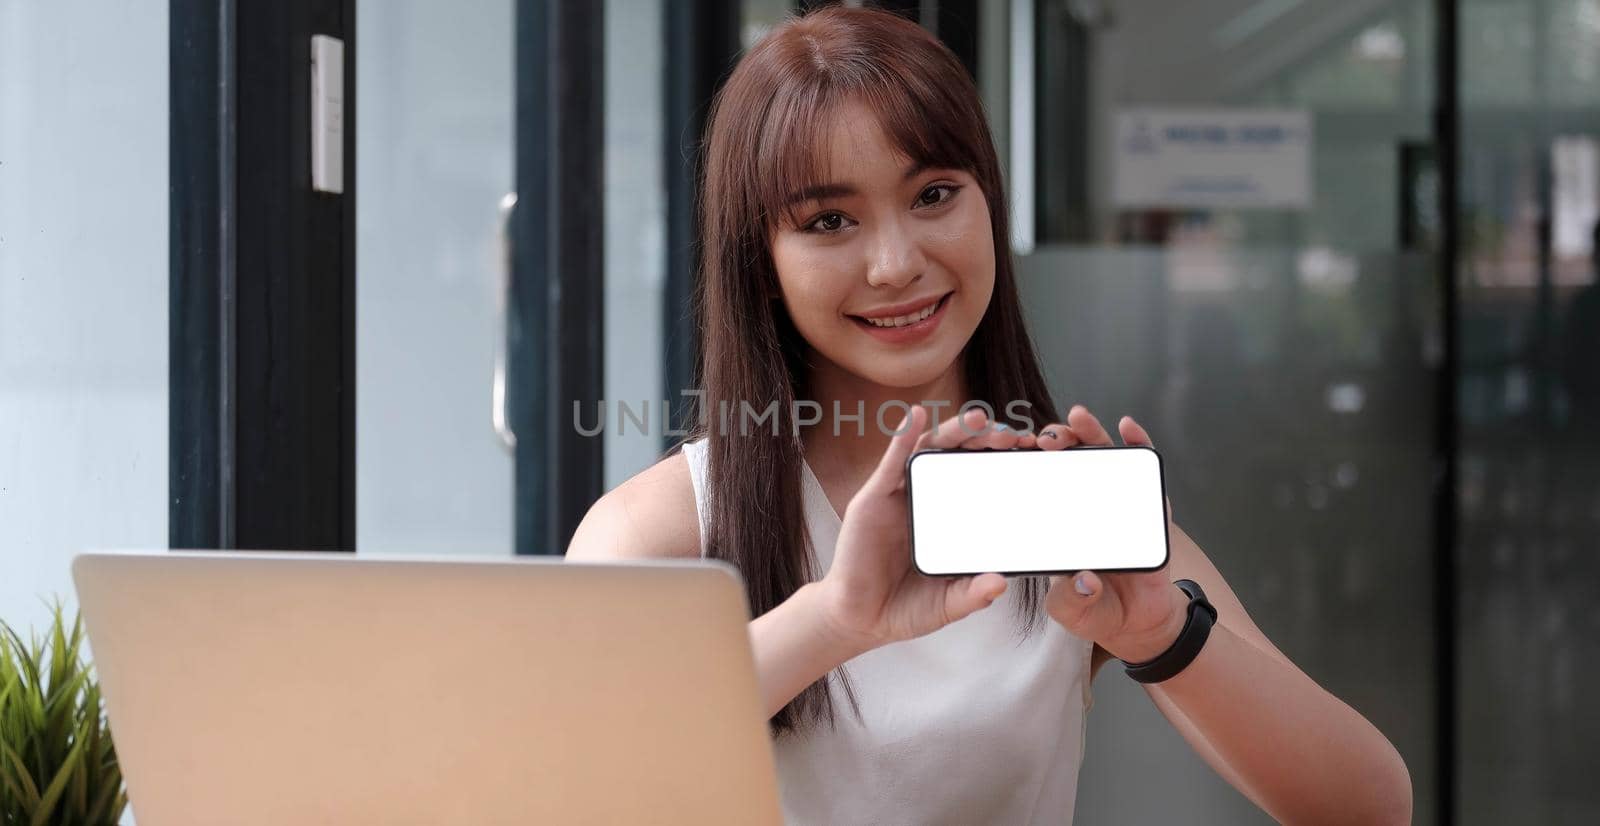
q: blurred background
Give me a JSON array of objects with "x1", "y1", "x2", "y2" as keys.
[{"x1": 2, "y1": 0, "x2": 1597, "y2": 823}]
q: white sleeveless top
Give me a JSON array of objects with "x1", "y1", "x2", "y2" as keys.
[{"x1": 681, "y1": 439, "x2": 1094, "y2": 825}]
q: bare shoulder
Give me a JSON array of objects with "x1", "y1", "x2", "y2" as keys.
[{"x1": 565, "y1": 450, "x2": 702, "y2": 560}]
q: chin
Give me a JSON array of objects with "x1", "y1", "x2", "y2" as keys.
[{"x1": 846, "y1": 346, "x2": 965, "y2": 389}]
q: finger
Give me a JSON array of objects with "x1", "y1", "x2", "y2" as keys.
[
  {"x1": 1116, "y1": 416, "x2": 1171, "y2": 518},
  {"x1": 944, "y1": 573, "x2": 1007, "y2": 622},
  {"x1": 917, "y1": 407, "x2": 991, "y2": 451},
  {"x1": 1046, "y1": 570, "x2": 1119, "y2": 641},
  {"x1": 958, "y1": 422, "x2": 1025, "y2": 451},
  {"x1": 1119, "y1": 416, "x2": 1155, "y2": 448},
  {"x1": 866, "y1": 405, "x2": 926, "y2": 496},
  {"x1": 1035, "y1": 422, "x2": 1079, "y2": 450},
  {"x1": 1066, "y1": 405, "x2": 1114, "y2": 446}
]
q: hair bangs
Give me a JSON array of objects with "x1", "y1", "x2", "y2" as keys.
[{"x1": 754, "y1": 68, "x2": 982, "y2": 233}]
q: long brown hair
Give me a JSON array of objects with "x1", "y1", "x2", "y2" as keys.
[{"x1": 685, "y1": 5, "x2": 1061, "y2": 736}]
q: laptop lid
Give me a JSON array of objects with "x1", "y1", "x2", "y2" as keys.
[{"x1": 72, "y1": 551, "x2": 782, "y2": 826}]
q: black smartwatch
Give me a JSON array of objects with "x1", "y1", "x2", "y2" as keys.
[{"x1": 1121, "y1": 579, "x2": 1218, "y2": 684}]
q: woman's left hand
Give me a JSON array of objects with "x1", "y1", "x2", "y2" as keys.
[{"x1": 1034, "y1": 405, "x2": 1191, "y2": 664}]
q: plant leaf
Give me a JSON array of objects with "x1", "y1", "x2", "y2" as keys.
[
  {"x1": 30, "y1": 734, "x2": 83, "y2": 826},
  {"x1": 86, "y1": 773, "x2": 122, "y2": 823},
  {"x1": 0, "y1": 738, "x2": 42, "y2": 809}
]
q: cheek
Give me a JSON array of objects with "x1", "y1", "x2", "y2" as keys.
[
  {"x1": 772, "y1": 244, "x2": 857, "y2": 326},
  {"x1": 786, "y1": 275, "x2": 847, "y2": 321},
  {"x1": 927, "y1": 204, "x2": 996, "y2": 301}
]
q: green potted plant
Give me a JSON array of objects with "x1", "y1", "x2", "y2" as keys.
[{"x1": 0, "y1": 603, "x2": 127, "y2": 825}]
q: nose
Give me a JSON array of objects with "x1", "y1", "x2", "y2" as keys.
[{"x1": 865, "y1": 216, "x2": 927, "y2": 290}]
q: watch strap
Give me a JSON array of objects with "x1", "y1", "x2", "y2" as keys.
[{"x1": 1121, "y1": 579, "x2": 1217, "y2": 684}]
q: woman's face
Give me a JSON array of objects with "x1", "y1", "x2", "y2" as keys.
[{"x1": 769, "y1": 101, "x2": 994, "y2": 390}]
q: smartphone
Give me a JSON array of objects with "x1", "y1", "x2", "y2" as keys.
[{"x1": 905, "y1": 446, "x2": 1170, "y2": 577}]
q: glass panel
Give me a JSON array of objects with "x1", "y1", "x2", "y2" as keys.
[
  {"x1": 1458, "y1": 0, "x2": 1600, "y2": 821},
  {"x1": 1546, "y1": 0, "x2": 1600, "y2": 106},
  {"x1": 1461, "y1": 0, "x2": 1535, "y2": 106},
  {"x1": 1019, "y1": 1, "x2": 1439, "y2": 822},
  {"x1": 355, "y1": 0, "x2": 515, "y2": 555},
  {"x1": 605, "y1": 0, "x2": 667, "y2": 489},
  {"x1": 0, "y1": 2, "x2": 167, "y2": 637}
]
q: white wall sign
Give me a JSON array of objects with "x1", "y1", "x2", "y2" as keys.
[{"x1": 1112, "y1": 108, "x2": 1313, "y2": 209}]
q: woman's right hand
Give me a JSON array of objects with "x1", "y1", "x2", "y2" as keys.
[{"x1": 813, "y1": 405, "x2": 1018, "y2": 653}]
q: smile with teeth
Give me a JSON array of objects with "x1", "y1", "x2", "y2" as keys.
[{"x1": 857, "y1": 294, "x2": 947, "y2": 328}]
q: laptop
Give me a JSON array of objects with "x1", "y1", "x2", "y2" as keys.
[{"x1": 72, "y1": 551, "x2": 783, "y2": 825}]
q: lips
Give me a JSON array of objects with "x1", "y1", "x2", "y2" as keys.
[
  {"x1": 849, "y1": 291, "x2": 953, "y2": 328},
  {"x1": 848, "y1": 292, "x2": 953, "y2": 344}
]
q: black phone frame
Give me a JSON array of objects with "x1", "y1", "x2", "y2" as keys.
[{"x1": 903, "y1": 444, "x2": 1173, "y2": 578}]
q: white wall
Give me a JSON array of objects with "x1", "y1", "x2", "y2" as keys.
[{"x1": 0, "y1": 1, "x2": 168, "y2": 638}]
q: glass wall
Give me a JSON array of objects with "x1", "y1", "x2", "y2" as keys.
[
  {"x1": 1457, "y1": 0, "x2": 1600, "y2": 822},
  {"x1": 0, "y1": 1, "x2": 168, "y2": 637},
  {"x1": 1003, "y1": 1, "x2": 1442, "y2": 822}
]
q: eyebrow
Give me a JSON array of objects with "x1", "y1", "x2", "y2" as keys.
[{"x1": 782, "y1": 161, "x2": 935, "y2": 207}]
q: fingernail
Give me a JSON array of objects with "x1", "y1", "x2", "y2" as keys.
[{"x1": 1073, "y1": 575, "x2": 1093, "y2": 596}]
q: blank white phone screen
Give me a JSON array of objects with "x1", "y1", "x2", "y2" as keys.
[{"x1": 907, "y1": 447, "x2": 1169, "y2": 575}]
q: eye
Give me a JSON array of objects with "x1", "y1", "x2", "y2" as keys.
[
  {"x1": 914, "y1": 183, "x2": 962, "y2": 209},
  {"x1": 804, "y1": 212, "x2": 852, "y2": 234}
]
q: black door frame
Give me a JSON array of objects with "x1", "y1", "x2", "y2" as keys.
[
  {"x1": 1433, "y1": 0, "x2": 1460, "y2": 821},
  {"x1": 512, "y1": 0, "x2": 606, "y2": 555},
  {"x1": 662, "y1": 0, "x2": 741, "y2": 449},
  {"x1": 170, "y1": 0, "x2": 356, "y2": 551}
]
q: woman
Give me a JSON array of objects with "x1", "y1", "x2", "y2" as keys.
[{"x1": 568, "y1": 6, "x2": 1411, "y2": 824}]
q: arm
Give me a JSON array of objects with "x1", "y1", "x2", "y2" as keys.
[
  {"x1": 1091, "y1": 523, "x2": 1412, "y2": 826},
  {"x1": 748, "y1": 584, "x2": 873, "y2": 717}
]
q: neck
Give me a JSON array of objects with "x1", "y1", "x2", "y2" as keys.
[{"x1": 799, "y1": 351, "x2": 969, "y2": 481}]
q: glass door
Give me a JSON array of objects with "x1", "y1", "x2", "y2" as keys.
[
  {"x1": 354, "y1": 0, "x2": 668, "y2": 556},
  {"x1": 355, "y1": 0, "x2": 518, "y2": 555}
]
